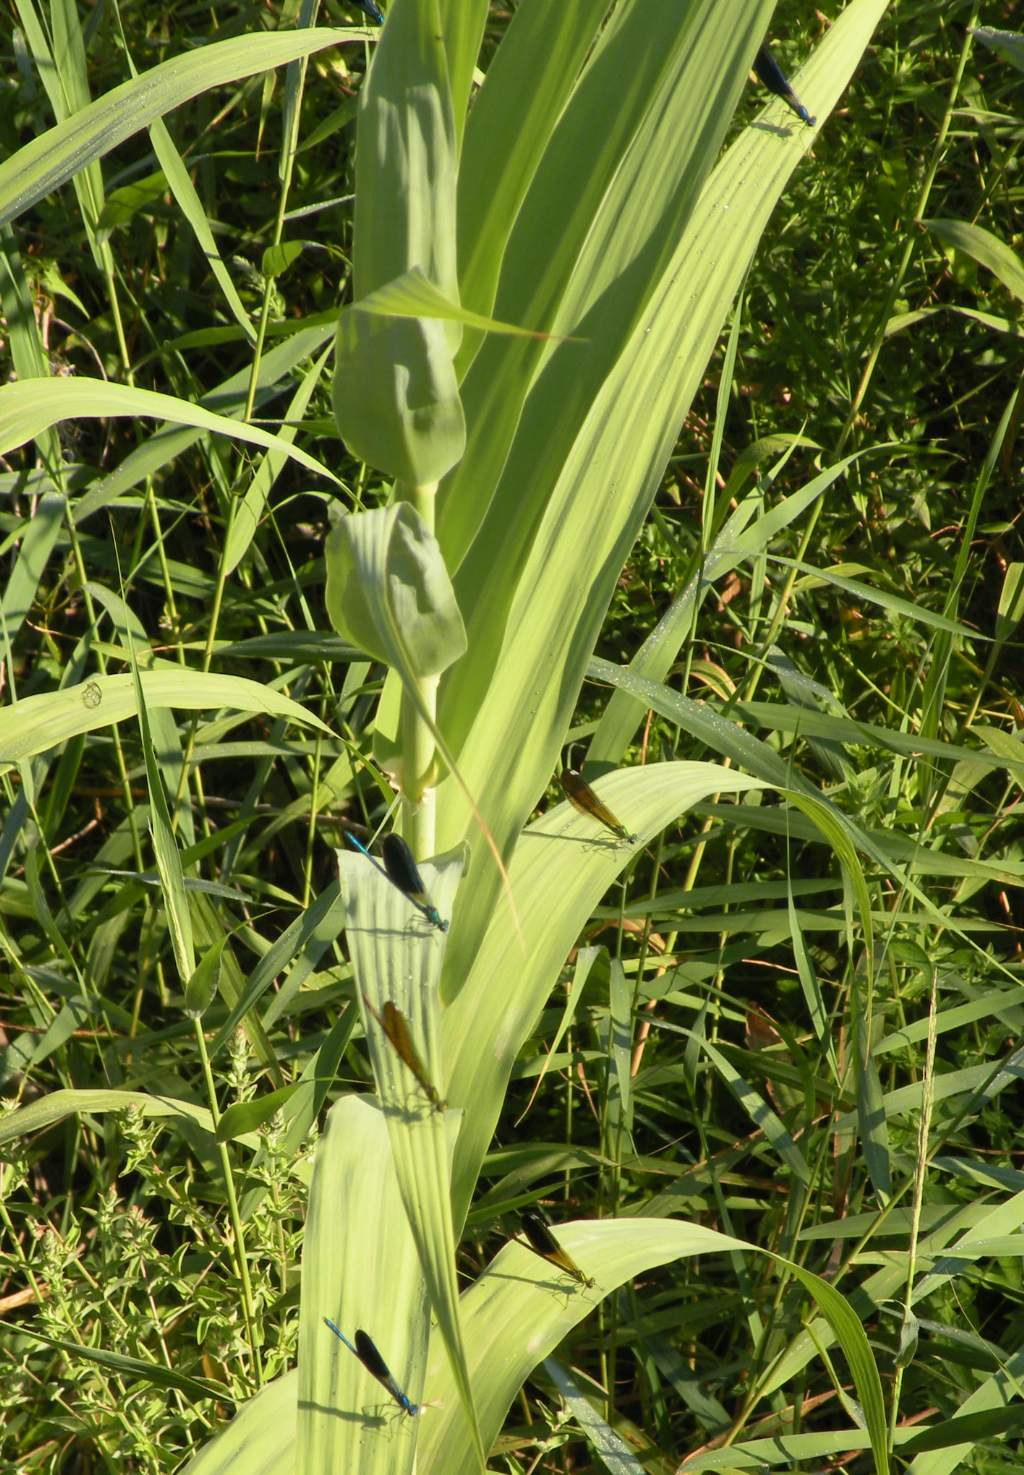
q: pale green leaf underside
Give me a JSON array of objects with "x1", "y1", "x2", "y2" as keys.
[
  {"x1": 176, "y1": 1217, "x2": 889, "y2": 1475},
  {"x1": 181, "y1": 1372, "x2": 297, "y2": 1475},
  {"x1": 434, "y1": 0, "x2": 892, "y2": 999},
  {"x1": 333, "y1": 308, "x2": 466, "y2": 482},
  {"x1": 298, "y1": 1098, "x2": 429, "y2": 1475},
  {"x1": 444, "y1": 761, "x2": 772, "y2": 1224},
  {"x1": 338, "y1": 842, "x2": 481, "y2": 1455}
]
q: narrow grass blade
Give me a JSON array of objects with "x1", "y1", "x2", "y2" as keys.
[
  {"x1": 0, "y1": 489, "x2": 64, "y2": 642},
  {"x1": 698, "y1": 1036, "x2": 810, "y2": 1185},
  {"x1": 5, "y1": 1319, "x2": 225, "y2": 1400},
  {"x1": 542, "y1": 1358, "x2": 644, "y2": 1474},
  {"x1": 0, "y1": 670, "x2": 332, "y2": 766},
  {"x1": 925, "y1": 218, "x2": 1024, "y2": 304},
  {"x1": 0, "y1": 228, "x2": 62, "y2": 469},
  {"x1": 223, "y1": 346, "x2": 330, "y2": 576},
  {"x1": 0, "y1": 377, "x2": 340, "y2": 484},
  {"x1": 0, "y1": 29, "x2": 359, "y2": 228},
  {"x1": 72, "y1": 321, "x2": 334, "y2": 525},
  {"x1": 589, "y1": 450, "x2": 881, "y2": 764},
  {"x1": 147, "y1": 115, "x2": 256, "y2": 343},
  {"x1": 0, "y1": 1088, "x2": 258, "y2": 1149}
]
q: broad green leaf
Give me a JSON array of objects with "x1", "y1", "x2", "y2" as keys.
[
  {"x1": 325, "y1": 502, "x2": 467, "y2": 680},
  {"x1": 443, "y1": 761, "x2": 771, "y2": 1226},
  {"x1": 780, "y1": 1264, "x2": 888, "y2": 1473},
  {"x1": 332, "y1": 306, "x2": 465, "y2": 481},
  {"x1": 680, "y1": 1432, "x2": 875, "y2": 1470},
  {"x1": 339, "y1": 842, "x2": 481, "y2": 1459},
  {"x1": 298, "y1": 1097, "x2": 430, "y2": 1475},
  {"x1": 0, "y1": 377, "x2": 339, "y2": 485},
  {"x1": 95, "y1": 169, "x2": 169, "y2": 234},
  {"x1": 262, "y1": 240, "x2": 305, "y2": 278},
  {"x1": 180, "y1": 1372, "x2": 297, "y2": 1475},
  {"x1": 436, "y1": 0, "x2": 488, "y2": 144},
  {"x1": 433, "y1": 1, "x2": 887, "y2": 990},
  {"x1": 456, "y1": 0, "x2": 609, "y2": 360},
  {"x1": 336, "y1": 0, "x2": 464, "y2": 481},
  {"x1": 185, "y1": 937, "x2": 230, "y2": 1019},
  {"x1": 438, "y1": 0, "x2": 774, "y2": 574},
  {"x1": 353, "y1": 0, "x2": 457, "y2": 312},
  {"x1": 0, "y1": 670, "x2": 332, "y2": 765},
  {"x1": 177, "y1": 1216, "x2": 889, "y2": 1475},
  {"x1": 418, "y1": 1219, "x2": 888, "y2": 1475}
]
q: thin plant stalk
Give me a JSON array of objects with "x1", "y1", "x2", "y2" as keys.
[{"x1": 397, "y1": 478, "x2": 439, "y2": 858}]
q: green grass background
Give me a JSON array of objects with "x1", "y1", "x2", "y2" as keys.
[{"x1": 1, "y1": 1, "x2": 1023, "y2": 1472}]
